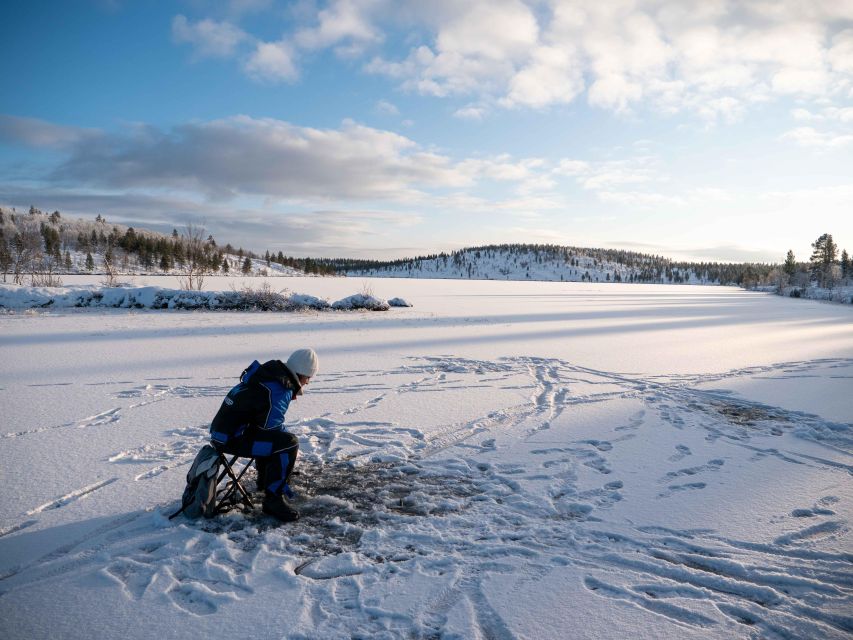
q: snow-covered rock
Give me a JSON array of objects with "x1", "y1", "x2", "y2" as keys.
[
  {"x1": 288, "y1": 293, "x2": 331, "y2": 310},
  {"x1": 388, "y1": 297, "x2": 412, "y2": 307}
]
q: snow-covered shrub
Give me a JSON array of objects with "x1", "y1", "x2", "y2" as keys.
[
  {"x1": 388, "y1": 297, "x2": 412, "y2": 307},
  {"x1": 0, "y1": 284, "x2": 393, "y2": 312},
  {"x1": 231, "y1": 283, "x2": 292, "y2": 311},
  {"x1": 331, "y1": 293, "x2": 390, "y2": 311},
  {"x1": 288, "y1": 293, "x2": 330, "y2": 310}
]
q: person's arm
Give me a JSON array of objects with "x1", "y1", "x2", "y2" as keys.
[{"x1": 257, "y1": 381, "x2": 294, "y2": 430}]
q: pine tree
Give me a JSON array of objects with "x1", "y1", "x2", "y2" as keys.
[
  {"x1": 841, "y1": 249, "x2": 850, "y2": 280},
  {"x1": 242, "y1": 257, "x2": 252, "y2": 274},
  {"x1": 64, "y1": 250, "x2": 72, "y2": 271},
  {"x1": 810, "y1": 233, "x2": 838, "y2": 287},
  {"x1": 85, "y1": 252, "x2": 95, "y2": 271},
  {"x1": 783, "y1": 250, "x2": 797, "y2": 277}
]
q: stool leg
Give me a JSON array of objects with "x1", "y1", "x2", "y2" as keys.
[{"x1": 215, "y1": 456, "x2": 255, "y2": 512}]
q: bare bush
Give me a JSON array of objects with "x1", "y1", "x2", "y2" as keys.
[
  {"x1": 177, "y1": 223, "x2": 208, "y2": 291},
  {"x1": 101, "y1": 247, "x2": 120, "y2": 287},
  {"x1": 11, "y1": 226, "x2": 41, "y2": 284},
  {"x1": 31, "y1": 252, "x2": 63, "y2": 287}
]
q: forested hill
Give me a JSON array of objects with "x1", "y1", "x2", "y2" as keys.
[
  {"x1": 325, "y1": 244, "x2": 776, "y2": 286},
  {"x1": 0, "y1": 206, "x2": 332, "y2": 284}
]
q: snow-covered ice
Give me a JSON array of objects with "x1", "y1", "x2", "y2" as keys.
[{"x1": 1, "y1": 279, "x2": 851, "y2": 639}]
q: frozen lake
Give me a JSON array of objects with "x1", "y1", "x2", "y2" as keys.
[{"x1": 1, "y1": 280, "x2": 851, "y2": 639}]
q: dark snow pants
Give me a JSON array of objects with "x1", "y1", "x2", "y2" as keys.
[{"x1": 215, "y1": 428, "x2": 298, "y2": 495}]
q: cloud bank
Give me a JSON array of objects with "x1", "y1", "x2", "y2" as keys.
[{"x1": 171, "y1": 0, "x2": 853, "y2": 121}]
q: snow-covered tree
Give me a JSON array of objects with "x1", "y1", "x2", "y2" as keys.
[
  {"x1": 810, "y1": 233, "x2": 838, "y2": 287},
  {"x1": 783, "y1": 250, "x2": 797, "y2": 279}
]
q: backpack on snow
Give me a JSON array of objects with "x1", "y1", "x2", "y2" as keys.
[{"x1": 169, "y1": 445, "x2": 222, "y2": 519}]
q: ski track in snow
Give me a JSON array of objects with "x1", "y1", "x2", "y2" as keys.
[{"x1": 1, "y1": 355, "x2": 851, "y2": 638}]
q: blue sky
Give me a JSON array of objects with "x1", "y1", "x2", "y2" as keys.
[{"x1": 1, "y1": 1, "x2": 852, "y2": 261}]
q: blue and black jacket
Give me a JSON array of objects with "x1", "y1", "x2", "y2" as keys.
[{"x1": 209, "y1": 359, "x2": 302, "y2": 446}]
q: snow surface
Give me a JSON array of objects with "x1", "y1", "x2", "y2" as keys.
[{"x1": 1, "y1": 279, "x2": 851, "y2": 640}]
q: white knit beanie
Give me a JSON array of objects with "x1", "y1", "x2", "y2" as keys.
[{"x1": 287, "y1": 348, "x2": 319, "y2": 378}]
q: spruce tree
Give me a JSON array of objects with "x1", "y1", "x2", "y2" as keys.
[
  {"x1": 783, "y1": 250, "x2": 796, "y2": 277},
  {"x1": 85, "y1": 252, "x2": 95, "y2": 271},
  {"x1": 242, "y1": 257, "x2": 252, "y2": 274},
  {"x1": 841, "y1": 249, "x2": 850, "y2": 280}
]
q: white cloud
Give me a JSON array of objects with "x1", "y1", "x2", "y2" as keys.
[
  {"x1": 829, "y1": 29, "x2": 853, "y2": 73},
  {"x1": 375, "y1": 99, "x2": 399, "y2": 115},
  {"x1": 457, "y1": 155, "x2": 542, "y2": 183},
  {"x1": 824, "y1": 106, "x2": 853, "y2": 123},
  {"x1": 688, "y1": 187, "x2": 732, "y2": 202},
  {"x1": 171, "y1": 15, "x2": 247, "y2": 59},
  {"x1": 791, "y1": 107, "x2": 821, "y2": 121},
  {"x1": 172, "y1": 1, "x2": 853, "y2": 116},
  {"x1": 502, "y1": 45, "x2": 584, "y2": 108},
  {"x1": 294, "y1": 0, "x2": 382, "y2": 55},
  {"x1": 554, "y1": 156, "x2": 660, "y2": 191},
  {"x1": 552, "y1": 154, "x2": 681, "y2": 206},
  {"x1": 597, "y1": 190, "x2": 685, "y2": 207},
  {"x1": 434, "y1": 0, "x2": 538, "y2": 62},
  {"x1": 781, "y1": 126, "x2": 853, "y2": 148},
  {"x1": 762, "y1": 184, "x2": 853, "y2": 202},
  {"x1": 245, "y1": 41, "x2": 298, "y2": 82},
  {"x1": 366, "y1": 1, "x2": 538, "y2": 98},
  {"x1": 363, "y1": 0, "x2": 853, "y2": 120},
  {"x1": 554, "y1": 159, "x2": 591, "y2": 176},
  {"x1": 453, "y1": 105, "x2": 486, "y2": 120}
]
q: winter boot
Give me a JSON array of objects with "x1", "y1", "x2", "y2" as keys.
[{"x1": 262, "y1": 491, "x2": 299, "y2": 523}]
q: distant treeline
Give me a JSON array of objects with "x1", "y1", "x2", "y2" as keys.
[
  {"x1": 322, "y1": 243, "x2": 778, "y2": 286},
  {"x1": 2, "y1": 207, "x2": 846, "y2": 295}
]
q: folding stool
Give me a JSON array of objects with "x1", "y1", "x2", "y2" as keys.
[{"x1": 213, "y1": 452, "x2": 257, "y2": 513}]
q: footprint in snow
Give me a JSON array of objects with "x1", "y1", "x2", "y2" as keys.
[
  {"x1": 668, "y1": 444, "x2": 692, "y2": 462},
  {"x1": 660, "y1": 459, "x2": 724, "y2": 483}
]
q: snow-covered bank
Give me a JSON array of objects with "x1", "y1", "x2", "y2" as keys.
[
  {"x1": 777, "y1": 284, "x2": 853, "y2": 305},
  {"x1": 1, "y1": 282, "x2": 851, "y2": 639},
  {"x1": 0, "y1": 284, "x2": 394, "y2": 312}
]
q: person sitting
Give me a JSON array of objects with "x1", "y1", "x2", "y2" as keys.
[{"x1": 209, "y1": 348, "x2": 318, "y2": 522}]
